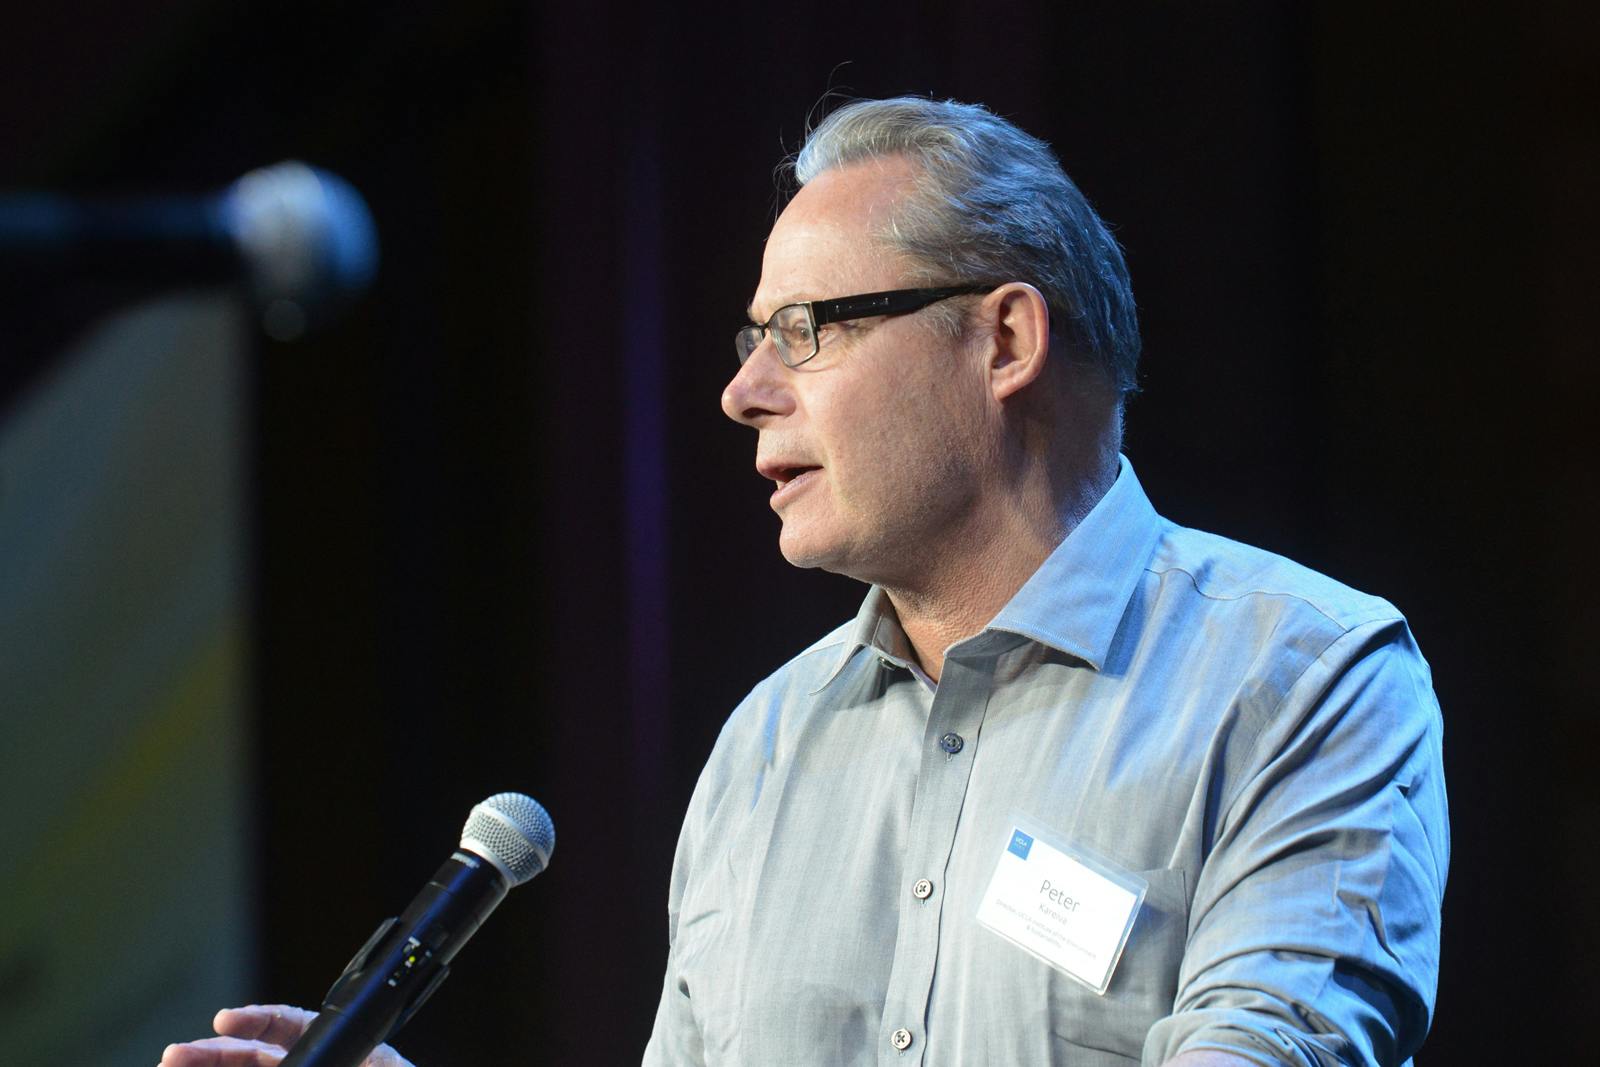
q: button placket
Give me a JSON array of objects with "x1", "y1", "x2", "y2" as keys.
[{"x1": 876, "y1": 655, "x2": 997, "y2": 1066}]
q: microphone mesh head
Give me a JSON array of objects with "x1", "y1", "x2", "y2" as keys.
[
  {"x1": 460, "y1": 793, "x2": 554, "y2": 886},
  {"x1": 224, "y1": 161, "x2": 379, "y2": 337}
]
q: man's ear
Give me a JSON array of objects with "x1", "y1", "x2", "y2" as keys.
[{"x1": 981, "y1": 282, "x2": 1051, "y2": 403}]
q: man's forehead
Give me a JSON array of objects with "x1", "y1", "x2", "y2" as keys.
[{"x1": 746, "y1": 162, "x2": 920, "y2": 321}]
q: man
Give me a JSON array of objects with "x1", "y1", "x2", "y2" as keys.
[
  {"x1": 161, "y1": 97, "x2": 1446, "y2": 1067},
  {"x1": 643, "y1": 97, "x2": 1447, "y2": 1066}
]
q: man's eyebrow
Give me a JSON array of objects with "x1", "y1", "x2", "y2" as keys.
[{"x1": 748, "y1": 293, "x2": 806, "y2": 323}]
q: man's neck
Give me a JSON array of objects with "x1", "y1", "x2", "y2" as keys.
[{"x1": 883, "y1": 455, "x2": 1118, "y2": 683}]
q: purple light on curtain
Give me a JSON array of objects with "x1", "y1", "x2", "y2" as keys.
[{"x1": 621, "y1": 123, "x2": 669, "y2": 804}]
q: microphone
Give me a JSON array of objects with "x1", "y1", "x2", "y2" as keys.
[
  {"x1": 0, "y1": 162, "x2": 378, "y2": 338},
  {"x1": 279, "y1": 793, "x2": 555, "y2": 1067}
]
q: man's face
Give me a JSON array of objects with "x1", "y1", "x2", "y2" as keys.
[{"x1": 722, "y1": 156, "x2": 995, "y2": 587}]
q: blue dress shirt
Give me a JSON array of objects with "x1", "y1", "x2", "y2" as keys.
[{"x1": 645, "y1": 458, "x2": 1448, "y2": 1066}]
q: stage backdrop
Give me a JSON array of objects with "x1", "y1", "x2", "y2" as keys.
[{"x1": 0, "y1": 294, "x2": 254, "y2": 1063}]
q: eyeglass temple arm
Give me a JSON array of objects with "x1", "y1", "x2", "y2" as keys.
[{"x1": 810, "y1": 285, "x2": 995, "y2": 327}]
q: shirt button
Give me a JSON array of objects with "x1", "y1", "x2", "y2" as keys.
[
  {"x1": 878, "y1": 656, "x2": 898, "y2": 671},
  {"x1": 939, "y1": 731, "x2": 964, "y2": 754},
  {"x1": 912, "y1": 878, "x2": 933, "y2": 899},
  {"x1": 890, "y1": 1027, "x2": 913, "y2": 1050}
]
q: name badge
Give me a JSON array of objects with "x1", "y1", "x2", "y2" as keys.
[{"x1": 975, "y1": 815, "x2": 1147, "y2": 995}]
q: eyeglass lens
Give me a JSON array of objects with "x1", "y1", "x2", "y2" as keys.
[{"x1": 735, "y1": 304, "x2": 819, "y2": 367}]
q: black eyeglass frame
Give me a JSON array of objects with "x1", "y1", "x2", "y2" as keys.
[{"x1": 736, "y1": 284, "x2": 998, "y2": 368}]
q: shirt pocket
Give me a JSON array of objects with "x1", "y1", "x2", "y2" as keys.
[{"x1": 1046, "y1": 866, "x2": 1189, "y2": 1060}]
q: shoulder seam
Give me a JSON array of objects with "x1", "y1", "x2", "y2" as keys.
[{"x1": 1146, "y1": 560, "x2": 1398, "y2": 634}]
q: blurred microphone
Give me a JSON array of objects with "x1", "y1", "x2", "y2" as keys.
[
  {"x1": 280, "y1": 793, "x2": 555, "y2": 1067},
  {"x1": 0, "y1": 162, "x2": 378, "y2": 338}
]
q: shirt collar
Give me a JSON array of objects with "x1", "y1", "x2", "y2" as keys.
[
  {"x1": 984, "y1": 454, "x2": 1162, "y2": 670},
  {"x1": 816, "y1": 455, "x2": 1163, "y2": 689},
  {"x1": 811, "y1": 586, "x2": 917, "y2": 693}
]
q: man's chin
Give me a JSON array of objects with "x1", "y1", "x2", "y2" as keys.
[
  {"x1": 777, "y1": 542, "x2": 831, "y2": 571},
  {"x1": 779, "y1": 533, "x2": 882, "y2": 587},
  {"x1": 777, "y1": 528, "x2": 844, "y2": 573}
]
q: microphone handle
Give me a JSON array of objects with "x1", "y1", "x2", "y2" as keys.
[
  {"x1": 0, "y1": 195, "x2": 243, "y2": 280},
  {"x1": 280, "y1": 853, "x2": 510, "y2": 1067}
]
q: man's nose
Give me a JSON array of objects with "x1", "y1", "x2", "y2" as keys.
[{"x1": 721, "y1": 339, "x2": 793, "y2": 426}]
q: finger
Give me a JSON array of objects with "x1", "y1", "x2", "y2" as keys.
[
  {"x1": 160, "y1": 1035, "x2": 287, "y2": 1067},
  {"x1": 214, "y1": 1005, "x2": 318, "y2": 1047},
  {"x1": 370, "y1": 1044, "x2": 417, "y2": 1067}
]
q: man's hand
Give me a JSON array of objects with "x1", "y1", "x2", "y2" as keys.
[{"x1": 158, "y1": 1005, "x2": 415, "y2": 1067}]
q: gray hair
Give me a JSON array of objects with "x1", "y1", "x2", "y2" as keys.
[{"x1": 791, "y1": 97, "x2": 1140, "y2": 397}]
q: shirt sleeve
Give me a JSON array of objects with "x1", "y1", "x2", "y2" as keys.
[
  {"x1": 643, "y1": 773, "x2": 710, "y2": 1067},
  {"x1": 644, "y1": 933, "x2": 705, "y2": 1066},
  {"x1": 1143, "y1": 618, "x2": 1450, "y2": 1067}
]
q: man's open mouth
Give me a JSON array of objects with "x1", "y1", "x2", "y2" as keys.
[{"x1": 774, "y1": 465, "x2": 820, "y2": 485}]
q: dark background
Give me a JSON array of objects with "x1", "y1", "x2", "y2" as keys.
[{"x1": 3, "y1": 1, "x2": 1594, "y2": 1062}]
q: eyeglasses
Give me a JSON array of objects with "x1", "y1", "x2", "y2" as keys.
[{"x1": 735, "y1": 284, "x2": 996, "y2": 368}]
